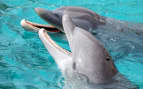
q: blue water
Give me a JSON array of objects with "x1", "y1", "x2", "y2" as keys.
[{"x1": 0, "y1": 0, "x2": 143, "y2": 89}]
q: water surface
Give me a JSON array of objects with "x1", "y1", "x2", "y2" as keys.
[{"x1": 0, "y1": 0, "x2": 143, "y2": 89}]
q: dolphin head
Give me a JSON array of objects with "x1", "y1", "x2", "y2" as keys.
[
  {"x1": 71, "y1": 28, "x2": 117, "y2": 84},
  {"x1": 62, "y1": 15, "x2": 118, "y2": 84},
  {"x1": 38, "y1": 14, "x2": 118, "y2": 84},
  {"x1": 21, "y1": 7, "x2": 106, "y2": 33},
  {"x1": 20, "y1": 8, "x2": 63, "y2": 33}
]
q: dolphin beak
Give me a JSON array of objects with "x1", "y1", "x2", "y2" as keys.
[
  {"x1": 35, "y1": 8, "x2": 49, "y2": 21},
  {"x1": 35, "y1": 8, "x2": 46, "y2": 16},
  {"x1": 34, "y1": 8, "x2": 57, "y2": 22}
]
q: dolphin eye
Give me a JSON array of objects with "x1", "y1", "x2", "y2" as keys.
[
  {"x1": 106, "y1": 58, "x2": 110, "y2": 61},
  {"x1": 106, "y1": 57, "x2": 110, "y2": 61},
  {"x1": 103, "y1": 48, "x2": 111, "y2": 61}
]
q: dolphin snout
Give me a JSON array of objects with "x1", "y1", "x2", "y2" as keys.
[
  {"x1": 35, "y1": 8, "x2": 46, "y2": 16},
  {"x1": 35, "y1": 7, "x2": 52, "y2": 19}
]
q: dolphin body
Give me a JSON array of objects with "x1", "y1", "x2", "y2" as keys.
[
  {"x1": 21, "y1": 6, "x2": 143, "y2": 35},
  {"x1": 38, "y1": 15, "x2": 138, "y2": 89}
]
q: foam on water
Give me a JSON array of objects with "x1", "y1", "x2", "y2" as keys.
[{"x1": 0, "y1": 0, "x2": 143, "y2": 89}]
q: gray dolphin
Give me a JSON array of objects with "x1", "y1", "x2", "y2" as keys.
[
  {"x1": 38, "y1": 15, "x2": 137, "y2": 89},
  {"x1": 21, "y1": 6, "x2": 105, "y2": 33},
  {"x1": 21, "y1": 6, "x2": 143, "y2": 36}
]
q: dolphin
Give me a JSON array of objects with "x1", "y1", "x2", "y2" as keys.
[
  {"x1": 38, "y1": 15, "x2": 138, "y2": 89},
  {"x1": 21, "y1": 6, "x2": 143, "y2": 36},
  {"x1": 21, "y1": 6, "x2": 105, "y2": 33}
]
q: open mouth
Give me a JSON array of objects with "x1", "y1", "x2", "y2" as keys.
[{"x1": 21, "y1": 19, "x2": 60, "y2": 32}]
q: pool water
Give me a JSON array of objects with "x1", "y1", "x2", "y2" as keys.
[{"x1": 0, "y1": 0, "x2": 143, "y2": 89}]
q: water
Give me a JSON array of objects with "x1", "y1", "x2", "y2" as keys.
[{"x1": 0, "y1": 0, "x2": 143, "y2": 89}]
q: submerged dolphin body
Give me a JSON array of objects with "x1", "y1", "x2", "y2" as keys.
[{"x1": 38, "y1": 15, "x2": 137, "y2": 89}]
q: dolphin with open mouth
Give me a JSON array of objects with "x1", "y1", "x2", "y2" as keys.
[
  {"x1": 37, "y1": 15, "x2": 138, "y2": 89},
  {"x1": 21, "y1": 6, "x2": 106, "y2": 33},
  {"x1": 21, "y1": 6, "x2": 143, "y2": 36}
]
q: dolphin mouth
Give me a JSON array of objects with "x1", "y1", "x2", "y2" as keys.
[{"x1": 21, "y1": 19, "x2": 60, "y2": 32}]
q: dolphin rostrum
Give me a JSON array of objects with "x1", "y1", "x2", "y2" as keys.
[{"x1": 38, "y1": 15, "x2": 137, "y2": 89}]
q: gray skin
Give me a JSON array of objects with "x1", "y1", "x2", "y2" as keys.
[
  {"x1": 38, "y1": 15, "x2": 138, "y2": 89},
  {"x1": 35, "y1": 6, "x2": 106, "y2": 32}
]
